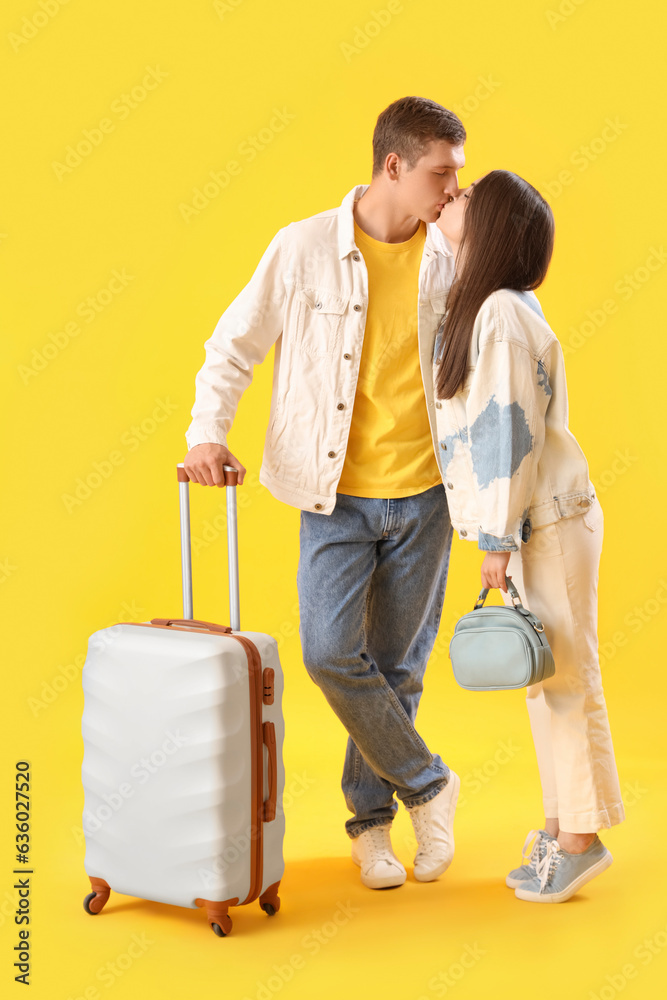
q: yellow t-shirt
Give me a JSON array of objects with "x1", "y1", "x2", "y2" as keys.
[{"x1": 336, "y1": 217, "x2": 442, "y2": 498}]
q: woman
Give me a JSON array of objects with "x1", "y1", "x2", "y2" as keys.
[{"x1": 434, "y1": 170, "x2": 625, "y2": 902}]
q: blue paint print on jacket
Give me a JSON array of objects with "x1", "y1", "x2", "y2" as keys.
[
  {"x1": 509, "y1": 288, "x2": 547, "y2": 321},
  {"x1": 469, "y1": 396, "x2": 533, "y2": 489},
  {"x1": 537, "y1": 359, "x2": 552, "y2": 397},
  {"x1": 432, "y1": 288, "x2": 595, "y2": 550},
  {"x1": 439, "y1": 425, "x2": 468, "y2": 463}
]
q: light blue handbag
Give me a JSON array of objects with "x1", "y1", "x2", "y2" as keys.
[{"x1": 449, "y1": 577, "x2": 555, "y2": 691}]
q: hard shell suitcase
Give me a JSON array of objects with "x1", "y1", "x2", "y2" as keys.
[{"x1": 80, "y1": 464, "x2": 285, "y2": 936}]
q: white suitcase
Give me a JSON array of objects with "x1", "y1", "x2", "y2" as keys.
[{"x1": 80, "y1": 464, "x2": 285, "y2": 936}]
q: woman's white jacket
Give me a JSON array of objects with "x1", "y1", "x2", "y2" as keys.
[{"x1": 433, "y1": 288, "x2": 596, "y2": 551}]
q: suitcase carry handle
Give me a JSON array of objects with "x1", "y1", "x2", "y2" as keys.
[
  {"x1": 263, "y1": 722, "x2": 277, "y2": 822},
  {"x1": 150, "y1": 617, "x2": 232, "y2": 634},
  {"x1": 176, "y1": 462, "x2": 241, "y2": 630}
]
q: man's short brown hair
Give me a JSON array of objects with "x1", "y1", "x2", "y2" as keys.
[{"x1": 372, "y1": 96, "x2": 466, "y2": 176}]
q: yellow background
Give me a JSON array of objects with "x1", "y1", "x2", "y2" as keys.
[{"x1": 2, "y1": 1, "x2": 666, "y2": 997}]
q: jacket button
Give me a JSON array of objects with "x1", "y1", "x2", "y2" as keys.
[
  {"x1": 315, "y1": 302, "x2": 322, "y2": 309},
  {"x1": 447, "y1": 482, "x2": 454, "y2": 489},
  {"x1": 328, "y1": 451, "x2": 336, "y2": 458},
  {"x1": 353, "y1": 304, "x2": 362, "y2": 311},
  {"x1": 460, "y1": 529, "x2": 467, "y2": 537},
  {"x1": 337, "y1": 402, "x2": 345, "y2": 410},
  {"x1": 343, "y1": 353, "x2": 351, "y2": 360},
  {"x1": 352, "y1": 254, "x2": 360, "y2": 261},
  {"x1": 579, "y1": 497, "x2": 591, "y2": 507},
  {"x1": 314, "y1": 503, "x2": 323, "y2": 510},
  {"x1": 440, "y1": 442, "x2": 447, "y2": 451},
  {"x1": 435, "y1": 401, "x2": 442, "y2": 408}
]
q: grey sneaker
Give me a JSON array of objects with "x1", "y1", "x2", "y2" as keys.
[
  {"x1": 515, "y1": 834, "x2": 613, "y2": 902},
  {"x1": 505, "y1": 829, "x2": 556, "y2": 888}
]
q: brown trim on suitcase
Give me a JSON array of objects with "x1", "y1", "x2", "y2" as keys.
[
  {"x1": 194, "y1": 895, "x2": 239, "y2": 934},
  {"x1": 262, "y1": 667, "x2": 275, "y2": 704},
  {"x1": 150, "y1": 617, "x2": 232, "y2": 633},
  {"x1": 229, "y1": 632, "x2": 264, "y2": 906},
  {"x1": 120, "y1": 620, "x2": 266, "y2": 908},
  {"x1": 262, "y1": 722, "x2": 277, "y2": 822},
  {"x1": 87, "y1": 876, "x2": 111, "y2": 913},
  {"x1": 259, "y1": 880, "x2": 281, "y2": 914}
]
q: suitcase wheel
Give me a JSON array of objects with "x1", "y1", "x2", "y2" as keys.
[
  {"x1": 259, "y1": 881, "x2": 281, "y2": 916},
  {"x1": 84, "y1": 877, "x2": 111, "y2": 914},
  {"x1": 83, "y1": 891, "x2": 107, "y2": 915},
  {"x1": 195, "y1": 897, "x2": 234, "y2": 936},
  {"x1": 209, "y1": 912, "x2": 232, "y2": 936}
]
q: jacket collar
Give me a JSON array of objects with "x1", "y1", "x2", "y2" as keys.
[{"x1": 337, "y1": 184, "x2": 453, "y2": 260}]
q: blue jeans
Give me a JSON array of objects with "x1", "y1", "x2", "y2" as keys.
[{"x1": 297, "y1": 483, "x2": 453, "y2": 838}]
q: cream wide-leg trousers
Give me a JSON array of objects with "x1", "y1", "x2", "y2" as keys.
[{"x1": 503, "y1": 497, "x2": 625, "y2": 833}]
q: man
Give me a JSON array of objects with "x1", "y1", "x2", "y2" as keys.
[{"x1": 184, "y1": 96, "x2": 466, "y2": 889}]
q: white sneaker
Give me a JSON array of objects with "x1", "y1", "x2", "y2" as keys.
[
  {"x1": 350, "y1": 824, "x2": 407, "y2": 889},
  {"x1": 406, "y1": 771, "x2": 460, "y2": 882}
]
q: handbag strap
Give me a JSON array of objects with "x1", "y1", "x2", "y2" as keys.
[{"x1": 473, "y1": 576, "x2": 546, "y2": 634}]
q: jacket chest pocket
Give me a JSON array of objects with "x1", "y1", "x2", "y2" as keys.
[{"x1": 295, "y1": 288, "x2": 348, "y2": 359}]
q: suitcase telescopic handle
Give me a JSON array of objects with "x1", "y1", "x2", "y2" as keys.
[{"x1": 176, "y1": 463, "x2": 241, "y2": 630}]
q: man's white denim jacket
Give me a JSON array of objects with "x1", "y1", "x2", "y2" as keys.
[
  {"x1": 185, "y1": 184, "x2": 456, "y2": 515},
  {"x1": 432, "y1": 287, "x2": 596, "y2": 551}
]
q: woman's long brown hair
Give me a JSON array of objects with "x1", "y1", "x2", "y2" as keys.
[{"x1": 434, "y1": 170, "x2": 555, "y2": 400}]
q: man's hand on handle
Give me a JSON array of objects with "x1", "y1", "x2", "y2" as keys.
[{"x1": 183, "y1": 443, "x2": 246, "y2": 487}]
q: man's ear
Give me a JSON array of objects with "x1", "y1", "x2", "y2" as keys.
[{"x1": 385, "y1": 152, "x2": 401, "y2": 181}]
